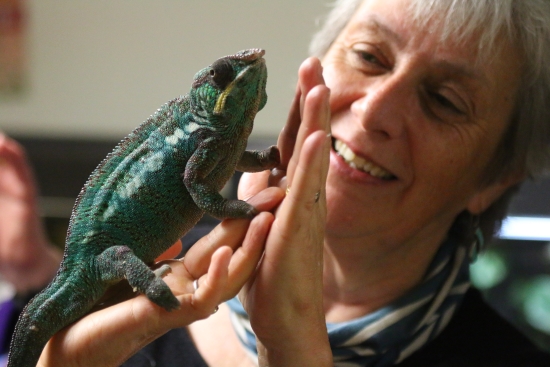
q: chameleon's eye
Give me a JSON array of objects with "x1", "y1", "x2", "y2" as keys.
[{"x1": 209, "y1": 59, "x2": 235, "y2": 90}]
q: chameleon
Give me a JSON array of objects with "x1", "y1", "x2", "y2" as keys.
[{"x1": 8, "y1": 48, "x2": 280, "y2": 367}]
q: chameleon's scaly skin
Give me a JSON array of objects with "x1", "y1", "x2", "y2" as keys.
[{"x1": 7, "y1": 48, "x2": 279, "y2": 367}]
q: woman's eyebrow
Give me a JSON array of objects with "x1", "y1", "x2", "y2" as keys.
[
  {"x1": 433, "y1": 60, "x2": 489, "y2": 85},
  {"x1": 355, "y1": 16, "x2": 405, "y2": 47}
]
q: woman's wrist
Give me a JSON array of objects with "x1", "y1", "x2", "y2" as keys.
[
  {"x1": 38, "y1": 295, "x2": 167, "y2": 367},
  {"x1": 256, "y1": 333, "x2": 332, "y2": 367},
  {"x1": 255, "y1": 309, "x2": 331, "y2": 367}
]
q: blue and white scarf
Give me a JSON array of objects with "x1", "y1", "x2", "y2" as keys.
[{"x1": 227, "y1": 235, "x2": 472, "y2": 366}]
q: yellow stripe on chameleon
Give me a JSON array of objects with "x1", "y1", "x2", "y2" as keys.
[{"x1": 214, "y1": 82, "x2": 235, "y2": 114}]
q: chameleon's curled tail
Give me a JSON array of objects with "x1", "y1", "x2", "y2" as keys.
[{"x1": 7, "y1": 272, "x2": 102, "y2": 367}]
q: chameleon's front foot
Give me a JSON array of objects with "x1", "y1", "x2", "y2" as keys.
[
  {"x1": 229, "y1": 199, "x2": 258, "y2": 218},
  {"x1": 262, "y1": 145, "x2": 281, "y2": 169},
  {"x1": 236, "y1": 145, "x2": 281, "y2": 172}
]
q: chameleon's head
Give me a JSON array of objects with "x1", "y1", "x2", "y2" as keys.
[{"x1": 189, "y1": 49, "x2": 268, "y2": 125}]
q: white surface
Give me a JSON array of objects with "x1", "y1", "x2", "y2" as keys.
[
  {"x1": 0, "y1": 0, "x2": 329, "y2": 139},
  {"x1": 499, "y1": 216, "x2": 550, "y2": 241}
]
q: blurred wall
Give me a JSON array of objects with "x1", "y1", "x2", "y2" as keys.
[{"x1": 0, "y1": 0, "x2": 328, "y2": 139}]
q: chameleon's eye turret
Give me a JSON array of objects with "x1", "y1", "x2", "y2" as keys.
[
  {"x1": 209, "y1": 59, "x2": 235, "y2": 91},
  {"x1": 189, "y1": 49, "x2": 267, "y2": 121}
]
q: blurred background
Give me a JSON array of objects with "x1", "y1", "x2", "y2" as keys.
[{"x1": 1, "y1": 0, "x2": 549, "y2": 353}]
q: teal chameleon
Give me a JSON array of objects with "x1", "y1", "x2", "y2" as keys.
[{"x1": 7, "y1": 48, "x2": 280, "y2": 367}]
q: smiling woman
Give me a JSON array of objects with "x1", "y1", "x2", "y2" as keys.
[
  {"x1": 321, "y1": 0, "x2": 523, "y2": 259},
  {"x1": 2, "y1": 1, "x2": 550, "y2": 367},
  {"x1": 312, "y1": 0, "x2": 550, "y2": 241}
]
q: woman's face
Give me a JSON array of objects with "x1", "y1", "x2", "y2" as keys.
[{"x1": 322, "y1": 0, "x2": 522, "y2": 248}]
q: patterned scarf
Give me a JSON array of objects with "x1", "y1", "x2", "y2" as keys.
[{"x1": 227, "y1": 235, "x2": 472, "y2": 366}]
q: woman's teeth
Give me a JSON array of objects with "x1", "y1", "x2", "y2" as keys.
[{"x1": 334, "y1": 139, "x2": 395, "y2": 180}]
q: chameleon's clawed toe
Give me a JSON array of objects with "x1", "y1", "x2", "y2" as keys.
[{"x1": 154, "y1": 264, "x2": 172, "y2": 278}]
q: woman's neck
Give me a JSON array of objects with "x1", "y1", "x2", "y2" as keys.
[{"x1": 322, "y1": 230, "x2": 446, "y2": 323}]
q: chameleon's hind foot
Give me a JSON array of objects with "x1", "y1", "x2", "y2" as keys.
[
  {"x1": 97, "y1": 245, "x2": 180, "y2": 312},
  {"x1": 146, "y1": 277, "x2": 180, "y2": 311}
]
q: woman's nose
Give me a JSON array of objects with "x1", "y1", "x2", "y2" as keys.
[{"x1": 351, "y1": 75, "x2": 410, "y2": 140}]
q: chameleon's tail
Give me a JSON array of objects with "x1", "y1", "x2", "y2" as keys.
[{"x1": 7, "y1": 272, "x2": 102, "y2": 367}]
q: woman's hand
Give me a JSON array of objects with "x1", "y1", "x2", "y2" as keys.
[
  {"x1": 0, "y1": 134, "x2": 62, "y2": 294},
  {"x1": 238, "y1": 58, "x2": 333, "y2": 367},
  {"x1": 38, "y1": 188, "x2": 285, "y2": 367}
]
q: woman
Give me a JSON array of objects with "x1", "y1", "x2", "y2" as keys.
[{"x1": 3, "y1": 0, "x2": 550, "y2": 366}]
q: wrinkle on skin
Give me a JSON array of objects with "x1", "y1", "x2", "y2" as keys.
[{"x1": 319, "y1": 0, "x2": 523, "y2": 321}]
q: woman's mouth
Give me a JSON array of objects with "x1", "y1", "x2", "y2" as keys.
[{"x1": 333, "y1": 138, "x2": 396, "y2": 180}]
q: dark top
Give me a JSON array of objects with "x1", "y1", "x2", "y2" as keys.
[
  {"x1": 118, "y1": 222, "x2": 550, "y2": 366},
  {"x1": 399, "y1": 288, "x2": 550, "y2": 367},
  {"x1": 1, "y1": 223, "x2": 548, "y2": 366},
  {"x1": 120, "y1": 288, "x2": 550, "y2": 367}
]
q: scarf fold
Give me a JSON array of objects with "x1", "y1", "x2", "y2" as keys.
[{"x1": 227, "y1": 236, "x2": 471, "y2": 366}]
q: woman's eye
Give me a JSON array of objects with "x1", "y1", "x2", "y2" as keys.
[
  {"x1": 428, "y1": 91, "x2": 464, "y2": 115},
  {"x1": 350, "y1": 46, "x2": 388, "y2": 71},
  {"x1": 359, "y1": 51, "x2": 381, "y2": 66}
]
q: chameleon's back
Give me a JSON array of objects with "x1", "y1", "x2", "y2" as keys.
[
  {"x1": 64, "y1": 95, "x2": 202, "y2": 264},
  {"x1": 63, "y1": 48, "x2": 269, "y2": 264},
  {"x1": 8, "y1": 49, "x2": 276, "y2": 367}
]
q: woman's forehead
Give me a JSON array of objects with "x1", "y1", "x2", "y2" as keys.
[
  {"x1": 337, "y1": 0, "x2": 523, "y2": 137},
  {"x1": 347, "y1": 0, "x2": 522, "y2": 75},
  {"x1": 354, "y1": 0, "x2": 519, "y2": 64}
]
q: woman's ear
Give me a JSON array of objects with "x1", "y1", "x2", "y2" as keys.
[{"x1": 466, "y1": 171, "x2": 525, "y2": 215}]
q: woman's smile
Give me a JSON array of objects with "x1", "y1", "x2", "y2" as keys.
[{"x1": 333, "y1": 137, "x2": 397, "y2": 180}]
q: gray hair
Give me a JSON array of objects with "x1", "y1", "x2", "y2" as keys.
[
  {"x1": 310, "y1": 0, "x2": 550, "y2": 180},
  {"x1": 309, "y1": 0, "x2": 550, "y2": 240}
]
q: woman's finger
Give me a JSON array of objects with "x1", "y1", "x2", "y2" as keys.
[
  {"x1": 237, "y1": 170, "x2": 270, "y2": 201},
  {"x1": 276, "y1": 85, "x2": 302, "y2": 169},
  {"x1": 272, "y1": 85, "x2": 331, "y2": 236},
  {"x1": 222, "y1": 211, "x2": 274, "y2": 300},
  {"x1": 188, "y1": 246, "x2": 232, "y2": 317},
  {"x1": 285, "y1": 58, "x2": 327, "y2": 188},
  {"x1": 185, "y1": 211, "x2": 274, "y2": 302},
  {"x1": 183, "y1": 186, "x2": 284, "y2": 278}
]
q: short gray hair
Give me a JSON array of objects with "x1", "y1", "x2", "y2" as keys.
[
  {"x1": 310, "y1": 0, "x2": 550, "y2": 180},
  {"x1": 309, "y1": 0, "x2": 550, "y2": 240}
]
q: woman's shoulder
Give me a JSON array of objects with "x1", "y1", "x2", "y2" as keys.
[{"x1": 399, "y1": 288, "x2": 550, "y2": 366}]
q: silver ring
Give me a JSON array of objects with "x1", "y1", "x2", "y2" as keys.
[{"x1": 193, "y1": 279, "x2": 199, "y2": 291}]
